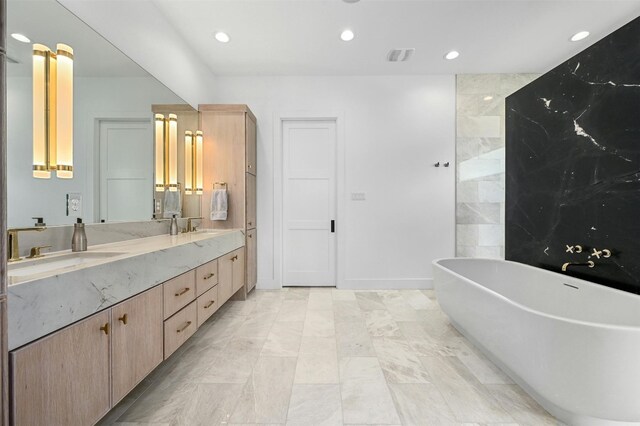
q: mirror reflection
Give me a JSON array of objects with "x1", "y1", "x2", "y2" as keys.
[{"x1": 6, "y1": 0, "x2": 196, "y2": 228}]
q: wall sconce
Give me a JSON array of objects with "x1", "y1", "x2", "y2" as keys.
[
  {"x1": 154, "y1": 113, "x2": 178, "y2": 192},
  {"x1": 32, "y1": 43, "x2": 74, "y2": 179},
  {"x1": 184, "y1": 130, "x2": 204, "y2": 195}
]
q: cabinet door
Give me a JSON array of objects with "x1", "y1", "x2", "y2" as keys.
[
  {"x1": 246, "y1": 229, "x2": 257, "y2": 292},
  {"x1": 232, "y1": 248, "x2": 246, "y2": 293},
  {"x1": 112, "y1": 286, "x2": 163, "y2": 405},
  {"x1": 11, "y1": 311, "x2": 111, "y2": 426},
  {"x1": 218, "y1": 251, "x2": 234, "y2": 305},
  {"x1": 163, "y1": 270, "x2": 196, "y2": 319},
  {"x1": 246, "y1": 115, "x2": 257, "y2": 175},
  {"x1": 246, "y1": 173, "x2": 256, "y2": 229}
]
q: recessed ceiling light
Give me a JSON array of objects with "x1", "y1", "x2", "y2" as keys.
[
  {"x1": 483, "y1": 96, "x2": 493, "y2": 101},
  {"x1": 340, "y1": 29, "x2": 355, "y2": 42},
  {"x1": 214, "y1": 32, "x2": 230, "y2": 43},
  {"x1": 570, "y1": 31, "x2": 590, "y2": 42},
  {"x1": 444, "y1": 50, "x2": 459, "y2": 60},
  {"x1": 11, "y1": 33, "x2": 31, "y2": 43}
]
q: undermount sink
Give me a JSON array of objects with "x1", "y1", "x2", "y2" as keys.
[{"x1": 8, "y1": 251, "x2": 125, "y2": 281}]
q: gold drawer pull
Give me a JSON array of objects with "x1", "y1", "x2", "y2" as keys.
[
  {"x1": 175, "y1": 287, "x2": 190, "y2": 297},
  {"x1": 203, "y1": 273, "x2": 215, "y2": 280},
  {"x1": 100, "y1": 323, "x2": 110, "y2": 335},
  {"x1": 204, "y1": 300, "x2": 215, "y2": 309},
  {"x1": 118, "y1": 314, "x2": 128, "y2": 325},
  {"x1": 248, "y1": 234, "x2": 253, "y2": 238},
  {"x1": 248, "y1": 164, "x2": 253, "y2": 169},
  {"x1": 231, "y1": 255, "x2": 238, "y2": 262},
  {"x1": 177, "y1": 321, "x2": 192, "y2": 333},
  {"x1": 248, "y1": 222, "x2": 253, "y2": 226}
]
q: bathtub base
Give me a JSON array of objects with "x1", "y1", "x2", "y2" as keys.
[{"x1": 448, "y1": 318, "x2": 640, "y2": 426}]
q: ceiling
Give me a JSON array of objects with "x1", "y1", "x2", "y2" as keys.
[
  {"x1": 151, "y1": 0, "x2": 640, "y2": 76},
  {"x1": 6, "y1": 0, "x2": 149, "y2": 77}
]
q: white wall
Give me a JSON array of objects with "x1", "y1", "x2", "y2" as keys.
[
  {"x1": 7, "y1": 76, "x2": 182, "y2": 228},
  {"x1": 211, "y1": 75, "x2": 456, "y2": 289}
]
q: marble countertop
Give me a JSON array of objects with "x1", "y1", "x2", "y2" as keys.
[{"x1": 7, "y1": 229, "x2": 245, "y2": 350}]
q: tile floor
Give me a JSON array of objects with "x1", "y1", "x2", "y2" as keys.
[{"x1": 98, "y1": 288, "x2": 559, "y2": 426}]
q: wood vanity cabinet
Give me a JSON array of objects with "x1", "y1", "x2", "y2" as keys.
[
  {"x1": 200, "y1": 104, "x2": 257, "y2": 297},
  {"x1": 111, "y1": 286, "x2": 163, "y2": 404},
  {"x1": 10, "y1": 311, "x2": 111, "y2": 426},
  {"x1": 246, "y1": 229, "x2": 257, "y2": 293},
  {"x1": 163, "y1": 301, "x2": 197, "y2": 359},
  {"x1": 163, "y1": 270, "x2": 196, "y2": 319},
  {"x1": 218, "y1": 248, "x2": 245, "y2": 305}
]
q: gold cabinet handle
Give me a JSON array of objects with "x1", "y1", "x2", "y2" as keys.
[
  {"x1": 175, "y1": 287, "x2": 190, "y2": 297},
  {"x1": 248, "y1": 234, "x2": 253, "y2": 238},
  {"x1": 204, "y1": 300, "x2": 215, "y2": 309},
  {"x1": 118, "y1": 314, "x2": 128, "y2": 325},
  {"x1": 100, "y1": 323, "x2": 110, "y2": 335},
  {"x1": 248, "y1": 164, "x2": 253, "y2": 169},
  {"x1": 231, "y1": 255, "x2": 238, "y2": 262},
  {"x1": 203, "y1": 273, "x2": 215, "y2": 280},
  {"x1": 248, "y1": 222, "x2": 252, "y2": 226},
  {"x1": 177, "y1": 321, "x2": 192, "y2": 333}
]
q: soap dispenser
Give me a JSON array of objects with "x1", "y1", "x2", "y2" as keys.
[
  {"x1": 72, "y1": 218, "x2": 88, "y2": 252},
  {"x1": 170, "y1": 215, "x2": 179, "y2": 236}
]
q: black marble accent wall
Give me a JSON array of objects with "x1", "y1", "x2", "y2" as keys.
[{"x1": 505, "y1": 16, "x2": 640, "y2": 295}]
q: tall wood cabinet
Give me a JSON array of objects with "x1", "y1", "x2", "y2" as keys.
[{"x1": 200, "y1": 105, "x2": 257, "y2": 297}]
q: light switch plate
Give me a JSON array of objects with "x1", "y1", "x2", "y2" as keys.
[
  {"x1": 351, "y1": 192, "x2": 366, "y2": 201},
  {"x1": 66, "y1": 193, "x2": 82, "y2": 217}
]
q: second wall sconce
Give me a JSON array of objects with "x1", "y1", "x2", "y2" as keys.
[
  {"x1": 32, "y1": 43, "x2": 74, "y2": 179},
  {"x1": 154, "y1": 113, "x2": 178, "y2": 192},
  {"x1": 184, "y1": 130, "x2": 203, "y2": 195}
]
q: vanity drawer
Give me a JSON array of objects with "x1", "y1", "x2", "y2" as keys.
[
  {"x1": 163, "y1": 270, "x2": 196, "y2": 319},
  {"x1": 196, "y1": 259, "x2": 218, "y2": 296},
  {"x1": 197, "y1": 285, "x2": 219, "y2": 328},
  {"x1": 164, "y1": 301, "x2": 197, "y2": 359}
]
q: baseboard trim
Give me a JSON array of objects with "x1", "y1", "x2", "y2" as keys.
[{"x1": 339, "y1": 278, "x2": 433, "y2": 290}]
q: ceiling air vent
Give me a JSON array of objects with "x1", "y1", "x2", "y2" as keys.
[{"x1": 387, "y1": 48, "x2": 415, "y2": 62}]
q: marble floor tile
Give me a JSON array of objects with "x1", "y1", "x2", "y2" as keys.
[
  {"x1": 286, "y1": 384, "x2": 343, "y2": 426},
  {"x1": 379, "y1": 291, "x2": 424, "y2": 322},
  {"x1": 197, "y1": 341, "x2": 263, "y2": 384},
  {"x1": 485, "y1": 384, "x2": 557, "y2": 425},
  {"x1": 355, "y1": 291, "x2": 387, "y2": 311},
  {"x1": 401, "y1": 289, "x2": 439, "y2": 310},
  {"x1": 419, "y1": 356, "x2": 514, "y2": 423},
  {"x1": 261, "y1": 321, "x2": 304, "y2": 357},
  {"x1": 117, "y1": 380, "x2": 196, "y2": 424},
  {"x1": 276, "y1": 300, "x2": 309, "y2": 322},
  {"x1": 303, "y1": 310, "x2": 336, "y2": 337},
  {"x1": 372, "y1": 337, "x2": 432, "y2": 383},
  {"x1": 170, "y1": 383, "x2": 244, "y2": 426},
  {"x1": 235, "y1": 311, "x2": 278, "y2": 338},
  {"x1": 364, "y1": 310, "x2": 402, "y2": 338},
  {"x1": 230, "y1": 357, "x2": 297, "y2": 424},
  {"x1": 332, "y1": 289, "x2": 356, "y2": 301},
  {"x1": 455, "y1": 342, "x2": 513, "y2": 385},
  {"x1": 294, "y1": 353, "x2": 340, "y2": 384},
  {"x1": 308, "y1": 291, "x2": 334, "y2": 310},
  {"x1": 283, "y1": 288, "x2": 310, "y2": 300},
  {"x1": 335, "y1": 319, "x2": 376, "y2": 358},
  {"x1": 299, "y1": 335, "x2": 338, "y2": 354},
  {"x1": 334, "y1": 300, "x2": 364, "y2": 323},
  {"x1": 339, "y1": 357, "x2": 401, "y2": 425},
  {"x1": 388, "y1": 383, "x2": 457, "y2": 425}
]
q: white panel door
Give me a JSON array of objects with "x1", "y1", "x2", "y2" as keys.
[
  {"x1": 283, "y1": 120, "x2": 337, "y2": 287},
  {"x1": 99, "y1": 119, "x2": 153, "y2": 222}
]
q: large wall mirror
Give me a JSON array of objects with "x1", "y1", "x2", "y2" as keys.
[{"x1": 6, "y1": 0, "x2": 199, "y2": 228}]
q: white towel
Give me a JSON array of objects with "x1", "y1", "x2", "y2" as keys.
[
  {"x1": 210, "y1": 189, "x2": 228, "y2": 221},
  {"x1": 163, "y1": 189, "x2": 182, "y2": 218}
]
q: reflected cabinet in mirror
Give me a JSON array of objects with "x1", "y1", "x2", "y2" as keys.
[{"x1": 6, "y1": 0, "x2": 199, "y2": 228}]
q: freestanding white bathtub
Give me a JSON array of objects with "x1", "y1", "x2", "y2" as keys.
[{"x1": 433, "y1": 258, "x2": 640, "y2": 426}]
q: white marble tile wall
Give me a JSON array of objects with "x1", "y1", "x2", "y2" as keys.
[{"x1": 456, "y1": 74, "x2": 539, "y2": 258}]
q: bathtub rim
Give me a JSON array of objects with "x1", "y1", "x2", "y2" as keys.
[{"x1": 433, "y1": 257, "x2": 640, "y2": 331}]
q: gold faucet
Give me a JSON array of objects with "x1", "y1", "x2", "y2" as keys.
[
  {"x1": 8, "y1": 227, "x2": 47, "y2": 262},
  {"x1": 561, "y1": 260, "x2": 595, "y2": 272},
  {"x1": 185, "y1": 217, "x2": 203, "y2": 233}
]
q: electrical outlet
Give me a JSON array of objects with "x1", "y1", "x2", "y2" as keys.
[
  {"x1": 66, "y1": 193, "x2": 82, "y2": 217},
  {"x1": 351, "y1": 192, "x2": 366, "y2": 201}
]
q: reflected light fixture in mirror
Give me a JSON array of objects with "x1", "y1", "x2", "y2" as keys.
[
  {"x1": 154, "y1": 113, "x2": 179, "y2": 192},
  {"x1": 184, "y1": 130, "x2": 204, "y2": 195},
  {"x1": 32, "y1": 43, "x2": 74, "y2": 179}
]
